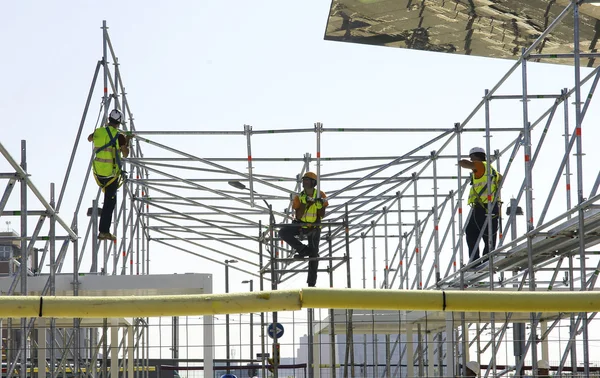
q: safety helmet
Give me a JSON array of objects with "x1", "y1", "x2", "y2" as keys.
[
  {"x1": 303, "y1": 172, "x2": 317, "y2": 180},
  {"x1": 108, "y1": 109, "x2": 123, "y2": 125},
  {"x1": 469, "y1": 147, "x2": 485, "y2": 155},
  {"x1": 466, "y1": 361, "x2": 480, "y2": 374},
  {"x1": 537, "y1": 360, "x2": 550, "y2": 369},
  {"x1": 302, "y1": 171, "x2": 318, "y2": 186}
]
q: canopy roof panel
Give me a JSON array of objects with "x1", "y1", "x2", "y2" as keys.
[{"x1": 324, "y1": 0, "x2": 600, "y2": 66}]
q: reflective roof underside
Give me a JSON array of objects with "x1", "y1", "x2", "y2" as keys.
[{"x1": 324, "y1": 0, "x2": 600, "y2": 66}]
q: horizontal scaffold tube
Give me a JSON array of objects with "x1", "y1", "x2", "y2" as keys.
[{"x1": 1, "y1": 288, "x2": 600, "y2": 318}]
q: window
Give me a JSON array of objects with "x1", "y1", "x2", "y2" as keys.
[{"x1": 0, "y1": 245, "x2": 13, "y2": 261}]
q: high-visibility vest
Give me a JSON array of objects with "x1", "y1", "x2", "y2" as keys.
[
  {"x1": 468, "y1": 161, "x2": 499, "y2": 206},
  {"x1": 300, "y1": 190, "x2": 320, "y2": 225},
  {"x1": 92, "y1": 125, "x2": 121, "y2": 178}
]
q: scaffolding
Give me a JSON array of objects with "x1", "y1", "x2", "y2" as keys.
[{"x1": 2, "y1": 1, "x2": 600, "y2": 377}]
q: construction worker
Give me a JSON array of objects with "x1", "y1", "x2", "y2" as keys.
[
  {"x1": 87, "y1": 109, "x2": 132, "y2": 241},
  {"x1": 279, "y1": 172, "x2": 328, "y2": 287},
  {"x1": 459, "y1": 147, "x2": 502, "y2": 263}
]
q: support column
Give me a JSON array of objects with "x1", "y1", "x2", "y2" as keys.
[
  {"x1": 406, "y1": 325, "x2": 414, "y2": 378},
  {"x1": 37, "y1": 319, "x2": 47, "y2": 378},
  {"x1": 445, "y1": 313, "x2": 455, "y2": 378},
  {"x1": 313, "y1": 327, "x2": 321, "y2": 378},
  {"x1": 427, "y1": 333, "x2": 434, "y2": 378},
  {"x1": 111, "y1": 320, "x2": 119, "y2": 377},
  {"x1": 540, "y1": 321, "x2": 549, "y2": 363},
  {"x1": 127, "y1": 325, "x2": 134, "y2": 378}
]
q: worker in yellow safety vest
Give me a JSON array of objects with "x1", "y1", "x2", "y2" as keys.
[
  {"x1": 279, "y1": 172, "x2": 328, "y2": 287},
  {"x1": 87, "y1": 109, "x2": 133, "y2": 241},
  {"x1": 459, "y1": 147, "x2": 503, "y2": 263}
]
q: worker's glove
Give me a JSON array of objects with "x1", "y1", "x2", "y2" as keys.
[
  {"x1": 292, "y1": 218, "x2": 302, "y2": 224},
  {"x1": 125, "y1": 134, "x2": 135, "y2": 145},
  {"x1": 299, "y1": 193, "x2": 308, "y2": 205},
  {"x1": 314, "y1": 198, "x2": 324, "y2": 209}
]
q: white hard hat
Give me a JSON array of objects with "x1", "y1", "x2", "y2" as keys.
[
  {"x1": 466, "y1": 361, "x2": 480, "y2": 374},
  {"x1": 537, "y1": 359, "x2": 550, "y2": 369},
  {"x1": 469, "y1": 147, "x2": 485, "y2": 155},
  {"x1": 108, "y1": 109, "x2": 123, "y2": 124}
]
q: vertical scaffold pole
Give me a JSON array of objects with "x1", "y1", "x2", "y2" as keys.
[
  {"x1": 431, "y1": 150, "x2": 441, "y2": 284},
  {"x1": 397, "y1": 192, "x2": 404, "y2": 289},
  {"x1": 370, "y1": 222, "x2": 378, "y2": 377},
  {"x1": 244, "y1": 124, "x2": 255, "y2": 206},
  {"x1": 327, "y1": 227, "x2": 336, "y2": 378},
  {"x1": 315, "y1": 122, "x2": 323, "y2": 196},
  {"x1": 19, "y1": 140, "x2": 28, "y2": 378},
  {"x1": 269, "y1": 204, "x2": 279, "y2": 378},
  {"x1": 383, "y1": 206, "x2": 389, "y2": 289},
  {"x1": 102, "y1": 20, "x2": 109, "y2": 124},
  {"x1": 343, "y1": 204, "x2": 354, "y2": 378},
  {"x1": 73, "y1": 213, "x2": 81, "y2": 378},
  {"x1": 412, "y1": 173, "x2": 422, "y2": 289},
  {"x1": 562, "y1": 88, "x2": 573, "y2": 218},
  {"x1": 50, "y1": 184, "x2": 57, "y2": 378},
  {"x1": 520, "y1": 47, "x2": 539, "y2": 376},
  {"x1": 383, "y1": 206, "x2": 391, "y2": 378},
  {"x1": 573, "y1": 3, "x2": 590, "y2": 375},
  {"x1": 258, "y1": 220, "x2": 267, "y2": 378},
  {"x1": 484, "y1": 89, "x2": 498, "y2": 377},
  {"x1": 455, "y1": 123, "x2": 468, "y2": 375},
  {"x1": 360, "y1": 233, "x2": 367, "y2": 378}
]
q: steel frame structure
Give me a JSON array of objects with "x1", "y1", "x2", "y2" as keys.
[{"x1": 2, "y1": 1, "x2": 600, "y2": 377}]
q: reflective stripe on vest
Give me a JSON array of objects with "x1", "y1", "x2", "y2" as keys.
[
  {"x1": 92, "y1": 126, "x2": 120, "y2": 178},
  {"x1": 300, "y1": 190, "x2": 319, "y2": 225},
  {"x1": 468, "y1": 161, "x2": 498, "y2": 205}
]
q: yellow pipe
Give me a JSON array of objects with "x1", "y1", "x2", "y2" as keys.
[
  {"x1": 1, "y1": 297, "x2": 41, "y2": 317},
  {"x1": 1, "y1": 289, "x2": 600, "y2": 318},
  {"x1": 301, "y1": 288, "x2": 443, "y2": 311},
  {"x1": 40, "y1": 290, "x2": 301, "y2": 318},
  {"x1": 443, "y1": 291, "x2": 600, "y2": 312}
]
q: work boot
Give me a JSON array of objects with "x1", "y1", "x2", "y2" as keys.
[
  {"x1": 293, "y1": 245, "x2": 309, "y2": 259},
  {"x1": 98, "y1": 232, "x2": 116, "y2": 241},
  {"x1": 87, "y1": 207, "x2": 102, "y2": 217}
]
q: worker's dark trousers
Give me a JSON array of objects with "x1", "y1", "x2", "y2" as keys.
[
  {"x1": 98, "y1": 177, "x2": 119, "y2": 234},
  {"x1": 279, "y1": 225, "x2": 321, "y2": 287},
  {"x1": 466, "y1": 203, "x2": 499, "y2": 263}
]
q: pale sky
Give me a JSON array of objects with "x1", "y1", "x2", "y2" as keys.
[{"x1": 2, "y1": 0, "x2": 600, "y2": 367}]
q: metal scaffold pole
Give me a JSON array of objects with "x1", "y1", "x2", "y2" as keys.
[
  {"x1": 573, "y1": 2, "x2": 591, "y2": 376},
  {"x1": 20, "y1": 141, "x2": 28, "y2": 378}
]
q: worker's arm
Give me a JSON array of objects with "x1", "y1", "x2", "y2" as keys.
[
  {"x1": 293, "y1": 194, "x2": 305, "y2": 221},
  {"x1": 458, "y1": 159, "x2": 476, "y2": 170},
  {"x1": 87, "y1": 132, "x2": 94, "y2": 142},
  {"x1": 317, "y1": 206, "x2": 326, "y2": 219},
  {"x1": 118, "y1": 133, "x2": 131, "y2": 158},
  {"x1": 120, "y1": 145, "x2": 130, "y2": 158},
  {"x1": 316, "y1": 193, "x2": 328, "y2": 219}
]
